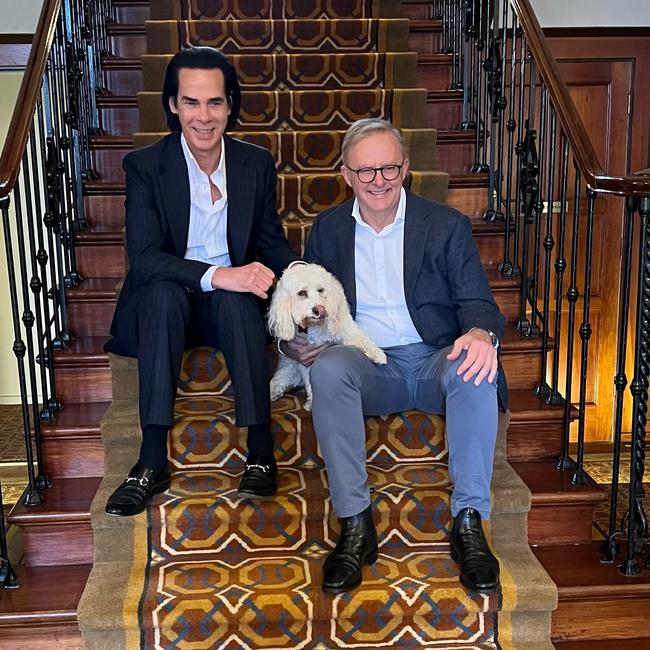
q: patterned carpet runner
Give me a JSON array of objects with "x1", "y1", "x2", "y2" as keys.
[{"x1": 78, "y1": 1, "x2": 557, "y2": 648}]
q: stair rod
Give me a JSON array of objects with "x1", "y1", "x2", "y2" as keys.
[{"x1": 0, "y1": 0, "x2": 113, "y2": 586}]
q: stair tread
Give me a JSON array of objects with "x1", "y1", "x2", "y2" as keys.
[
  {"x1": 8, "y1": 477, "x2": 101, "y2": 524},
  {"x1": 512, "y1": 461, "x2": 607, "y2": 505},
  {"x1": 66, "y1": 277, "x2": 118, "y2": 300},
  {"x1": 534, "y1": 542, "x2": 650, "y2": 597},
  {"x1": 40, "y1": 402, "x2": 110, "y2": 437},
  {"x1": 555, "y1": 641, "x2": 650, "y2": 649},
  {"x1": 508, "y1": 389, "x2": 571, "y2": 420},
  {"x1": 90, "y1": 135, "x2": 133, "y2": 148},
  {"x1": 106, "y1": 23, "x2": 145, "y2": 35},
  {"x1": 102, "y1": 56, "x2": 141, "y2": 69},
  {"x1": 0, "y1": 564, "x2": 91, "y2": 624},
  {"x1": 418, "y1": 53, "x2": 453, "y2": 63},
  {"x1": 409, "y1": 19, "x2": 443, "y2": 30},
  {"x1": 52, "y1": 337, "x2": 110, "y2": 366}
]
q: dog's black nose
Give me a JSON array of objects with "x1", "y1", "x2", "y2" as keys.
[{"x1": 312, "y1": 306, "x2": 320, "y2": 315}]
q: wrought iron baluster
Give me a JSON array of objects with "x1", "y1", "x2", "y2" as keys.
[
  {"x1": 499, "y1": 16, "x2": 521, "y2": 276},
  {"x1": 511, "y1": 36, "x2": 529, "y2": 277},
  {"x1": 19, "y1": 149, "x2": 52, "y2": 491},
  {"x1": 1, "y1": 196, "x2": 43, "y2": 506},
  {"x1": 461, "y1": 0, "x2": 476, "y2": 130},
  {"x1": 570, "y1": 188, "x2": 596, "y2": 487},
  {"x1": 601, "y1": 196, "x2": 636, "y2": 563},
  {"x1": 621, "y1": 195, "x2": 650, "y2": 576},
  {"x1": 536, "y1": 105, "x2": 557, "y2": 398},
  {"x1": 548, "y1": 136, "x2": 569, "y2": 406},
  {"x1": 556, "y1": 169, "x2": 581, "y2": 471}
]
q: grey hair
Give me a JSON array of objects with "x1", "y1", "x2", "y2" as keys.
[{"x1": 341, "y1": 118, "x2": 407, "y2": 165}]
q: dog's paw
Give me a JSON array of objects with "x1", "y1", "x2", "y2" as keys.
[
  {"x1": 303, "y1": 398, "x2": 312, "y2": 412},
  {"x1": 270, "y1": 383, "x2": 284, "y2": 402},
  {"x1": 365, "y1": 346, "x2": 387, "y2": 365}
]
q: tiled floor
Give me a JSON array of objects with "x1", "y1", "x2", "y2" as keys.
[{"x1": 0, "y1": 404, "x2": 27, "y2": 510}]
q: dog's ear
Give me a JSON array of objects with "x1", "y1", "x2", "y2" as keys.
[
  {"x1": 268, "y1": 285, "x2": 296, "y2": 341},
  {"x1": 324, "y1": 274, "x2": 351, "y2": 337}
]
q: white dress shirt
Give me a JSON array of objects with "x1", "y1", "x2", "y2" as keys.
[
  {"x1": 180, "y1": 134, "x2": 231, "y2": 291},
  {"x1": 353, "y1": 188, "x2": 422, "y2": 348}
]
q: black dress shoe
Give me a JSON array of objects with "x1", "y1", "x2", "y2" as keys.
[
  {"x1": 237, "y1": 454, "x2": 278, "y2": 498},
  {"x1": 322, "y1": 504, "x2": 378, "y2": 593},
  {"x1": 450, "y1": 507, "x2": 500, "y2": 592},
  {"x1": 105, "y1": 463, "x2": 171, "y2": 517}
]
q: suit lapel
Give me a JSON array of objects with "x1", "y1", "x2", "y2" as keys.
[
  {"x1": 224, "y1": 137, "x2": 254, "y2": 267},
  {"x1": 159, "y1": 134, "x2": 191, "y2": 257},
  {"x1": 335, "y1": 208, "x2": 357, "y2": 316},
  {"x1": 403, "y1": 192, "x2": 430, "y2": 308}
]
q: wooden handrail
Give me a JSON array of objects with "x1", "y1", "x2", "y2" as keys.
[
  {"x1": 0, "y1": 0, "x2": 61, "y2": 199},
  {"x1": 511, "y1": 0, "x2": 650, "y2": 197}
]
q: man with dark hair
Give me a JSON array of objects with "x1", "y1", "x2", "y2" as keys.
[
  {"x1": 104, "y1": 47, "x2": 298, "y2": 516},
  {"x1": 282, "y1": 118, "x2": 506, "y2": 594}
]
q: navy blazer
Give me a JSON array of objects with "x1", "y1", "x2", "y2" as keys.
[
  {"x1": 106, "y1": 132, "x2": 298, "y2": 353},
  {"x1": 304, "y1": 191, "x2": 508, "y2": 409}
]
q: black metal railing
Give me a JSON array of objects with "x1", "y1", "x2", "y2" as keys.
[
  {"x1": 436, "y1": 0, "x2": 650, "y2": 574},
  {"x1": 0, "y1": 0, "x2": 112, "y2": 590}
]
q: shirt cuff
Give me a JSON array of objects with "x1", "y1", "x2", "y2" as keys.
[{"x1": 200, "y1": 266, "x2": 219, "y2": 292}]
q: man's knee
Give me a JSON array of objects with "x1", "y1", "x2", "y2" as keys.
[
  {"x1": 310, "y1": 345, "x2": 364, "y2": 388},
  {"x1": 211, "y1": 289, "x2": 262, "y2": 323},
  {"x1": 443, "y1": 352, "x2": 497, "y2": 397},
  {"x1": 139, "y1": 281, "x2": 190, "y2": 323}
]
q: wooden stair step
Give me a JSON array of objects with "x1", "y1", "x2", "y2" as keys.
[
  {"x1": 102, "y1": 56, "x2": 143, "y2": 95},
  {"x1": 408, "y1": 21, "x2": 443, "y2": 56},
  {"x1": 426, "y1": 89, "x2": 463, "y2": 130},
  {"x1": 108, "y1": 25, "x2": 146, "y2": 58},
  {"x1": 112, "y1": 0, "x2": 149, "y2": 26},
  {"x1": 8, "y1": 478, "x2": 100, "y2": 566},
  {"x1": 40, "y1": 402, "x2": 109, "y2": 439},
  {"x1": 38, "y1": 402, "x2": 109, "y2": 478},
  {"x1": 534, "y1": 542, "x2": 650, "y2": 642},
  {"x1": 52, "y1": 337, "x2": 111, "y2": 403},
  {"x1": 74, "y1": 224, "x2": 124, "y2": 279},
  {"x1": 401, "y1": 0, "x2": 437, "y2": 20},
  {"x1": 513, "y1": 461, "x2": 607, "y2": 545},
  {"x1": 555, "y1": 641, "x2": 650, "y2": 649},
  {"x1": 67, "y1": 278, "x2": 118, "y2": 337},
  {"x1": 0, "y1": 563, "x2": 90, "y2": 648},
  {"x1": 416, "y1": 53, "x2": 453, "y2": 90}
]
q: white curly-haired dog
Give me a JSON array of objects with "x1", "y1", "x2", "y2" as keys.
[{"x1": 268, "y1": 263, "x2": 387, "y2": 410}]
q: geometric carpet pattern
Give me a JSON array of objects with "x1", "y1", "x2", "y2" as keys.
[{"x1": 78, "y1": 1, "x2": 556, "y2": 648}]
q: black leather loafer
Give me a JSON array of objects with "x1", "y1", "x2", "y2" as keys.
[
  {"x1": 105, "y1": 463, "x2": 171, "y2": 517},
  {"x1": 237, "y1": 454, "x2": 278, "y2": 498},
  {"x1": 450, "y1": 507, "x2": 500, "y2": 592},
  {"x1": 322, "y1": 504, "x2": 378, "y2": 593}
]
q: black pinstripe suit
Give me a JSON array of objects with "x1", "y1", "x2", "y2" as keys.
[{"x1": 105, "y1": 132, "x2": 298, "y2": 438}]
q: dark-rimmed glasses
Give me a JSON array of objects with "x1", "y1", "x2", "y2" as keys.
[{"x1": 345, "y1": 163, "x2": 404, "y2": 184}]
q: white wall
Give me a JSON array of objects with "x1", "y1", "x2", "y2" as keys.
[
  {"x1": 0, "y1": 72, "x2": 25, "y2": 403},
  {"x1": 530, "y1": 0, "x2": 650, "y2": 27},
  {"x1": 0, "y1": 0, "x2": 43, "y2": 33}
]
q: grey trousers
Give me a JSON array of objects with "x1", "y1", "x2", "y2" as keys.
[{"x1": 309, "y1": 342, "x2": 498, "y2": 519}]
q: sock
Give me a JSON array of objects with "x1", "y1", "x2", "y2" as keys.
[
  {"x1": 247, "y1": 424, "x2": 274, "y2": 460},
  {"x1": 137, "y1": 424, "x2": 169, "y2": 474}
]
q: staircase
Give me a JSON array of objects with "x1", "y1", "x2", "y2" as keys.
[{"x1": 2, "y1": 1, "x2": 649, "y2": 648}]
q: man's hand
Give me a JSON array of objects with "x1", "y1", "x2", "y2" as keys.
[
  {"x1": 281, "y1": 332, "x2": 326, "y2": 367},
  {"x1": 447, "y1": 329, "x2": 498, "y2": 386},
  {"x1": 211, "y1": 262, "x2": 275, "y2": 299}
]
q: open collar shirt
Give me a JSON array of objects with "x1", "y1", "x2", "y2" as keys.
[
  {"x1": 352, "y1": 187, "x2": 422, "y2": 348},
  {"x1": 181, "y1": 133, "x2": 230, "y2": 291}
]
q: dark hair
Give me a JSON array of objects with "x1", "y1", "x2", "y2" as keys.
[{"x1": 162, "y1": 46, "x2": 241, "y2": 132}]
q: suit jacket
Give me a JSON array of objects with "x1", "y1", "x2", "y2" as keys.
[
  {"x1": 106, "y1": 132, "x2": 298, "y2": 353},
  {"x1": 304, "y1": 190, "x2": 508, "y2": 409}
]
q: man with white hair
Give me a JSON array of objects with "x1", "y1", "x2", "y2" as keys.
[{"x1": 282, "y1": 118, "x2": 506, "y2": 594}]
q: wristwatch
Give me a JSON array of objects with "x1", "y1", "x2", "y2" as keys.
[{"x1": 486, "y1": 329, "x2": 499, "y2": 349}]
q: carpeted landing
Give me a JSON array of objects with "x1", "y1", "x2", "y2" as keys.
[
  {"x1": 79, "y1": 351, "x2": 556, "y2": 650},
  {"x1": 78, "y1": 1, "x2": 557, "y2": 647}
]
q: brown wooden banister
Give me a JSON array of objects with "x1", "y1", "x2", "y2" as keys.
[
  {"x1": 511, "y1": 0, "x2": 650, "y2": 197},
  {"x1": 0, "y1": 0, "x2": 61, "y2": 199}
]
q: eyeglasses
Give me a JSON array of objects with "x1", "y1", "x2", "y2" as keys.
[{"x1": 345, "y1": 163, "x2": 404, "y2": 184}]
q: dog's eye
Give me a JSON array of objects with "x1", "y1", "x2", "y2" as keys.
[
  {"x1": 317, "y1": 288, "x2": 325, "y2": 293},
  {"x1": 297, "y1": 290, "x2": 307, "y2": 297}
]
